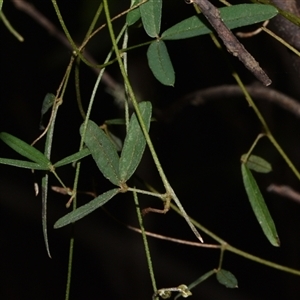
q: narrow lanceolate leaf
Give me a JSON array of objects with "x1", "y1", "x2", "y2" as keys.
[
  {"x1": 42, "y1": 174, "x2": 51, "y2": 258},
  {"x1": 119, "y1": 102, "x2": 152, "y2": 182},
  {"x1": 127, "y1": 0, "x2": 141, "y2": 26},
  {"x1": 140, "y1": 0, "x2": 162, "y2": 37},
  {"x1": 54, "y1": 147, "x2": 91, "y2": 168},
  {"x1": 161, "y1": 4, "x2": 278, "y2": 40},
  {"x1": 216, "y1": 269, "x2": 238, "y2": 288},
  {"x1": 54, "y1": 188, "x2": 119, "y2": 228},
  {"x1": 40, "y1": 93, "x2": 55, "y2": 129},
  {"x1": 80, "y1": 121, "x2": 121, "y2": 186},
  {"x1": 0, "y1": 158, "x2": 49, "y2": 170},
  {"x1": 147, "y1": 40, "x2": 175, "y2": 86},
  {"x1": 0, "y1": 132, "x2": 51, "y2": 169},
  {"x1": 241, "y1": 154, "x2": 272, "y2": 173},
  {"x1": 241, "y1": 163, "x2": 280, "y2": 246}
]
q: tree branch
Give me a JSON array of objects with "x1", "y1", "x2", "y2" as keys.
[{"x1": 190, "y1": 0, "x2": 271, "y2": 86}]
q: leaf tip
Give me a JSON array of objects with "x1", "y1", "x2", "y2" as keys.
[{"x1": 273, "y1": 236, "x2": 281, "y2": 247}]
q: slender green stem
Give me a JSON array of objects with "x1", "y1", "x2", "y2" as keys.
[
  {"x1": 233, "y1": 73, "x2": 300, "y2": 180},
  {"x1": 233, "y1": 73, "x2": 271, "y2": 134},
  {"x1": 169, "y1": 199, "x2": 300, "y2": 275},
  {"x1": 0, "y1": 11, "x2": 24, "y2": 41},
  {"x1": 133, "y1": 190, "x2": 158, "y2": 296},
  {"x1": 51, "y1": 0, "x2": 79, "y2": 54},
  {"x1": 51, "y1": 170, "x2": 69, "y2": 190},
  {"x1": 103, "y1": 0, "x2": 204, "y2": 244},
  {"x1": 51, "y1": 0, "x2": 93, "y2": 68},
  {"x1": 243, "y1": 133, "x2": 265, "y2": 162},
  {"x1": 120, "y1": 40, "x2": 153, "y2": 53},
  {"x1": 51, "y1": 0, "x2": 145, "y2": 70},
  {"x1": 267, "y1": 134, "x2": 300, "y2": 181},
  {"x1": 74, "y1": 60, "x2": 86, "y2": 120},
  {"x1": 122, "y1": 28, "x2": 130, "y2": 130},
  {"x1": 83, "y1": 3, "x2": 103, "y2": 41},
  {"x1": 127, "y1": 187, "x2": 165, "y2": 199},
  {"x1": 65, "y1": 236, "x2": 75, "y2": 300},
  {"x1": 226, "y1": 244, "x2": 300, "y2": 275},
  {"x1": 262, "y1": 27, "x2": 300, "y2": 57},
  {"x1": 217, "y1": 247, "x2": 225, "y2": 270},
  {"x1": 74, "y1": 1, "x2": 105, "y2": 120}
]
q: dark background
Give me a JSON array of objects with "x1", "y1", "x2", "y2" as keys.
[{"x1": 1, "y1": 1, "x2": 300, "y2": 299}]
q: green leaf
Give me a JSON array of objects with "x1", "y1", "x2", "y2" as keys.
[
  {"x1": 0, "y1": 0, "x2": 3, "y2": 12},
  {"x1": 107, "y1": 131, "x2": 123, "y2": 152},
  {"x1": 80, "y1": 121, "x2": 121, "y2": 186},
  {"x1": 216, "y1": 269, "x2": 238, "y2": 288},
  {"x1": 0, "y1": 132, "x2": 51, "y2": 169},
  {"x1": 241, "y1": 163, "x2": 280, "y2": 246},
  {"x1": 54, "y1": 188, "x2": 119, "y2": 228},
  {"x1": 140, "y1": 0, "x2": 162, "y2": 37},
  {"x1": 147, "y1": 40, "x2": 175, "y2": 86},
  {"x1": 161, "y1": 4, "x2": 278, "y2": 40},
  {"x1": 241, "y1": 154, "x2": 272, "y2": 173},
  {"x1": 127, "y1": 0, "x2": 141, "y2": 26},
  {"x1": 0, "y1": 157, "x2": 49, "y2": 170},
  {"x1": 53, "y1": 148, "x2": 91, "y2": 168},
  {"x1": 40, "y1": 93, "x2": 55, "y2": 130},
  {"x1": 119, "y1": 102, "x2": 152, "y2": 182}
]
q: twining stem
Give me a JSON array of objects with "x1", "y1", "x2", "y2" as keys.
[{"x1": 103, "y1": 0, "x2": 204, "y2": 243}]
